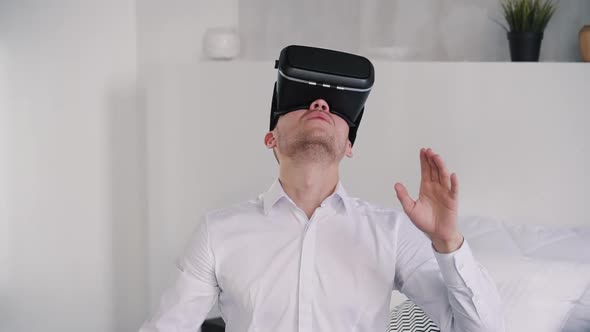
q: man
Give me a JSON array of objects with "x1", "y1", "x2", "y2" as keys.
[{"x1": 140, "y1": 49, "x2": 504, "y2": 332}]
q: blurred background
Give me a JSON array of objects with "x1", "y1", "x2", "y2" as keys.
[{"x1": 0, "y1": 1, "x2": 589, "y2": 331}]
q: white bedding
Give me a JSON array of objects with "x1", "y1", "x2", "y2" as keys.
[{"x1": 390, "y1": 215, "x2": 590, "y2": 331}]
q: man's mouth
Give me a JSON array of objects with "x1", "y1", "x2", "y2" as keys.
[{"x1": 306, "y1": 112, "x2": 332, "y2": 124}]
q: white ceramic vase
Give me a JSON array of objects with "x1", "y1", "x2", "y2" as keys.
[{"x1": 203, "y1": 27, "x2": 240, "y2": 60}]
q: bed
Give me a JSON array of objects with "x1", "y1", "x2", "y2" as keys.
[{"x1": 389, "y1": 215, "x2": 590, "y2": 332}]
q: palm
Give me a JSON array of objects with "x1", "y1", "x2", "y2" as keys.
[{"x1": 394, "y1": 148, "x2": 459, "y2": 242}]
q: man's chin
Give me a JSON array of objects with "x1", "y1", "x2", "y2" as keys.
[
  {"x1": 300, "y1": 140, "x2": 331, "y2": 149},
  {"x1": 297, "y1": 132, "x2": 333, "y2": 147},
  {"x1": 301, "y1": 128, "x2": 332, "y2": 139},
  {"x1": 297, "y1": 138, "x2": 337, "y2": 154}
]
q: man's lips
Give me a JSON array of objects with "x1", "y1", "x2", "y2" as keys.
[{"x1": 306, "y1": 112, "x2": 332, "y2": 124}]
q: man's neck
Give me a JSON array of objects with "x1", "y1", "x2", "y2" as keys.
[{"x1": 278, "y1": 161, "x2": 340, "y2": 220}]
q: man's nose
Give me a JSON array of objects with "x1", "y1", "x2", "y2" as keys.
[{"x1": 309, "y1": 99, "x2": 330, "y2": 112}]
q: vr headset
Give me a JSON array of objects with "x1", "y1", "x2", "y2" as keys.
[{"x1": 269, "y1": 45, "x2": 375, "y2": 146}]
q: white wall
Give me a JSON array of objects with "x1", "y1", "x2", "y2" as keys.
[
  {"x1": 0, "y1": 1, "x2": 146, "y2": 332},
  {"x1": 136, "y1": 0, "x2": 240, "y2": 317},
  {"x1": 239, "y1": 0, "x2": 590, "y2": 61},
  {"x1": 135, "y1": 0, "x2": 590, "y2": 65}
]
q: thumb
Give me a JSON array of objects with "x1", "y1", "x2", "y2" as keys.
[{"x1": 394, "y1": 183, "x2": 415, "y2": 215}]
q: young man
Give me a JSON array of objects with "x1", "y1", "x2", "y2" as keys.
[{"x1": 139, "y1": 96, "x2": 504, "y2": 332}]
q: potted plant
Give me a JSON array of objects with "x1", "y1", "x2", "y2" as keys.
[{"x1": 496, "y1": 0, "x2": 558, "y2": 62}]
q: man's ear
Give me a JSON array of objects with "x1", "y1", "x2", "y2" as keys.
[
  {"x1": 345, "y1": 140, "x2": 353, "y2": 158},
  {"x1": 264, "y1": 131, "x2": 277, "y2": 149}
]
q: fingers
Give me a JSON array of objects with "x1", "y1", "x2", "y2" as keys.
[
  {"x1": 426, "y1": 148, "x2": 439, "y2": 183},
  {"x1": 394, "y1": 182, "x2": 415, "y2": 214},
  {"x1": 450, "y1": 172, "x2": 459, "y2": 199},
  {"x1": 422, "y1": 147, "x2": 454, "y2": 192},
  {"x1": 432, "y1": 154, "x2": 451, "y2": 190},
  {"x1": 419, "y1": 148, "x2": 430, "y2": 182}
]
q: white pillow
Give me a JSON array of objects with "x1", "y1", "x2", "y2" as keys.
[
  {"x1": 477, "y1": 255, "x2": 590, "y2": 332},
  {"x1": 562, "y1": 286, "x2": 590, "y2": 332}
]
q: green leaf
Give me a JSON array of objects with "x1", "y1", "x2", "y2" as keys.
[{"x1": 499, "y1": 0, "x2": 557, "y2": 32}]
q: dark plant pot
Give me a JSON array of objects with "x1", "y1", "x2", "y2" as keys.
[{"x1": 507, "y1": 32, "x2": 544, "y2": 62}]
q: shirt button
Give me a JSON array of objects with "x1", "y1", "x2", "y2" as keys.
[{"x1": 457, "y1": 262, "x2": 464, "y2": 270}]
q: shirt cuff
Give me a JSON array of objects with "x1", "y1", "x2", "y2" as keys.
[{"x1": 432, "y1": 238, "x2": 477, "y2": 287}]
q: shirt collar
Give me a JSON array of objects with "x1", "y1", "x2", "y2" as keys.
[{"x1": 262, "y1": 177, "x2": 351, "y2": 216}]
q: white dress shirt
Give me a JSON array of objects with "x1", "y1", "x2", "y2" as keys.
[{"x1": 140, "y1": 178, "x2": 505, "y2": 332}]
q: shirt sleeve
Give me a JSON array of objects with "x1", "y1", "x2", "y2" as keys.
[
  {"x1": 393, "y1": 213, "x2": 505, "y2": 332},
  {"x1": 139, "y1": 216, "x2": 220, "y2": 332}
]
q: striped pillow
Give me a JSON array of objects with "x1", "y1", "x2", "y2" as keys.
[{"x1": 388, "y1": 300, "x2": 440, "y2": 332}]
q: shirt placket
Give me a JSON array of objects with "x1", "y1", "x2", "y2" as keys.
[{"x1": 296, "y1": 209, "x2": 321, "y2": 332}]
